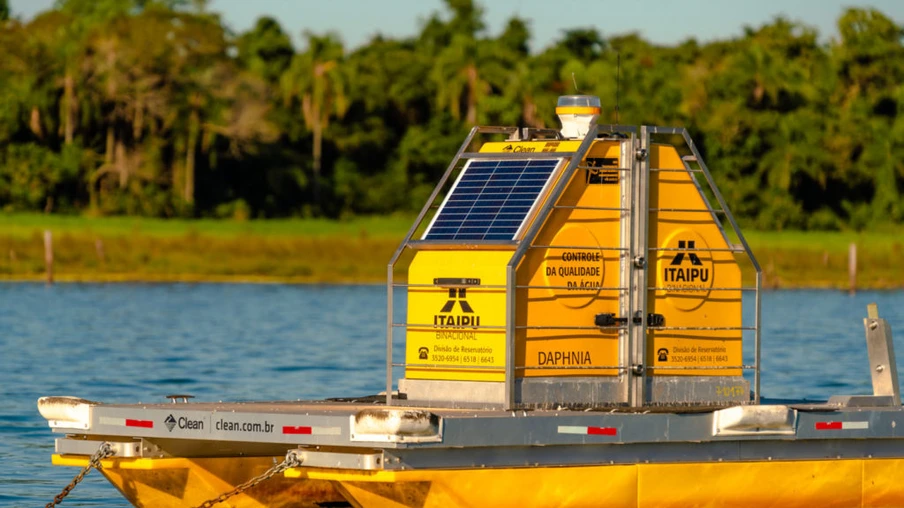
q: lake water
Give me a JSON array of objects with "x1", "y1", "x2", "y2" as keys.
[{"x1": 2, "y1": 283, "x2": 903, "y2": 507}]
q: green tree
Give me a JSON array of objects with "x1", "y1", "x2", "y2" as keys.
[
  {"x1": 55, "y1": 0, "x2": 136, "y2": 146},
  {"x1": 428, "y1": 0, "x2": 516, "y2": 126},
  {"x1": 498, "y1": 17, "x2": 530, "y2": 56},
  {"x1": 829, "y1": 8, "x2": 904, "y2": 225},
  {"x1": 330, "y1": 37, "x2": 429, "y2": 214},
  {"x1": 237, "y1": 17, "x2": 294, "y2": 85},
  {"x1": 280, "y1": 32, "x2": 348, "y2": 211},
  {"x1": 3, "y1": 0, "x2": 904, "y2": 228}
]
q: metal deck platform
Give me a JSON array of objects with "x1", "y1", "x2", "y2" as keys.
[{"x1": 44, "y1": 392, "x2": 904, "y2": 472}]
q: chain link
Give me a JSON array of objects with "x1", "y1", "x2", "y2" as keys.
[
  {"x1": 46, "y1": 441, "x2": 115, "y2": 508},
  {"x1": 193, "y1": 450, "x2": 304, "y2": 508}
]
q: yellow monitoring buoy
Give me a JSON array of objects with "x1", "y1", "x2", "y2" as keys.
[{"x1": 400, "y1": 96, "x2": 745, "y2": 407}]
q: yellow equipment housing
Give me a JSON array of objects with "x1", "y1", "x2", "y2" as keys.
[{"x1": 391, "y1": 118, "x2": 759, "y2": 409}]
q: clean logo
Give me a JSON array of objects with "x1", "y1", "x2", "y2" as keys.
[{"x1": 164, "y1": 414, "x2": 176, "y2": 432}]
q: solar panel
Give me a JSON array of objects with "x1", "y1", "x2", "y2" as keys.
[{"x1": 423, "y1": 158, "x2": 564, "y2": 241}]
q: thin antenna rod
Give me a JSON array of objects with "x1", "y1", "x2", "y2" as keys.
[
  {"x1": 572, "y1": 72, "x2": 579, "y2": 93},
  {"x1": 615, "y1": 52, "x2": 620, "y2": 124}
]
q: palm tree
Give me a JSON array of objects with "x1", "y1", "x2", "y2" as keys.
[
  {"x1": 280, "y1": 32, "x2": 348, "y2": 210},
  {"x1": 55, "y1": 0, "x2": 138, "y2": 146},
  {"x1": 430, "y1": 33, "x2": 514, "y2": 126},
  {"x1": 164, "y1": 10, "x2": 232, "y2": 206}
]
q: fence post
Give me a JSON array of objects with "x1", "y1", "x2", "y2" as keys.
[
  {"x1": 848, "y1": 242, "x2": 857, "y2": 294},
  {"x1": 95, "y1": 238, "x2": 105, "y2": 264},
  {"x1": 44, "y1": 230, "x2": 54, "y2": 285}
]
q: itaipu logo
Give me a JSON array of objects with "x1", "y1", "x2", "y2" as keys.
[
  {"x1": 434, "y1": 288, "x2": 480, "y2": 327},
  {"x1": 663, "y1": 240, "x2": 709, "y2": 283},
  {"x1": 164, "y1": 414, "x2": 176, "y2": 432}
]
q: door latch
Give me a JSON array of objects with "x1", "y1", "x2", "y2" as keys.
[{"x1": 595, "y1": 313, "x2": 665, "y2": 328}]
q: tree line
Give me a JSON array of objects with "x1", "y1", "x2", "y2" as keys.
[{"x1": 1, "y1": 0, "x2": 902, "y2": 230}]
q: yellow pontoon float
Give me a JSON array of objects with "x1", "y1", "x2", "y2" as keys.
[{"x1": 39, "y1": 96, "x2": 904, "y2": 507}]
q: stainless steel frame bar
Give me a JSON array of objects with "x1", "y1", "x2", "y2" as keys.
[
  {"x1": 385, "y1": 126, "x2": 482, "y2": 404},
  {"x1": 676, "y1": 128, "x2": 762, "y2": 403},
  {"x1": 459, "y1": 152, "x2": 573, "y2": 160},
  {"x1": 515, "y1": 284, "x2": 626, "y2": 291},
  {"x1": 597, "y1": 124, "x2": 639, "y2": 133},
  {"x1": 576, "y1": 166, "x2": 632, "y2": 172},
  {"x1": 386, "y1": 124, "x2": 763, "y2": 408},
  {"x1": 627, "y1": 127, "x2": 652, "y2": 407},
  {"x1": 649, "y1": 326, "x2": 756, "y2": 331},
  {"x1": 528, "y1": 244, "x2": 628, "y2": 251},
  {"x1": 504, "y1": 126, "x2": 599, "y2": 409},
  {"x1": 651, "y1": 168, "x2": 704, "y2": 173},
  {"x1": 647, "y1": 287, "x2": 758, "y2": 292},
  {"x1": 396, "y1": 323, "x2": 507, "y2": 330},
  {"x1": 552, "y1": 205, "x2": 629, "y2": 211},
  {"x1": 648, "y1": 247, "x2": 743, "y2": 252},
  {"x1": 395, "y1": 363, "x2": 504, "y2": 370},
  {"x1": 650, "y1": 208, "x2": 726, "y2": 213},
  {"x1": 648, "y1": 365, "x2": 756, "y2": 370}
]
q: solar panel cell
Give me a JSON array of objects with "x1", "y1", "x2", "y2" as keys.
[{"x1": 423, "y1": 158, "x2": 563, "y2": 241}]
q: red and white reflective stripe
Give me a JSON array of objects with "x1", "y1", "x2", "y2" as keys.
[
  {"x1": 282, "y1": 425, "x2": 341, "y2": 436},
  {"x1": 815, "y1": 421, "x2": 869, "y2": 431},
  {"x1": 557, "y1": 425, "x2": 617, "y2": 436},
  {"x1": 99, "y1": 416, "x2": 154, "y2": 429}
]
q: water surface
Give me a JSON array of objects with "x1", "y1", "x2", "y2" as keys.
[{"x1": 1, "y1": 283, "x2": 902, "y2": 506}]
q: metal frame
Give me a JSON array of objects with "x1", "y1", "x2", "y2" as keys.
[
  {"x1": 625, "y1": 127, "x2": 651, "y2": 406},
  {"x1": 385, "y1": 125, "x2": 587, "y2": 406},
  {"x1": 504, "y1": 126, "x2": 599, "y2": 409},
  {"x1": 672, "y1": 127, "x2": 762, "y2": 403},
  {"x1": 624, "y1": 126, "x2": 763, "y2": 404},
  {"x1": 385, "y1": 126, "x2": 486, "y2": 404},
  {"x1": 386, "y1": 124, "x2": 763, "y2": 408},
  {"x1": 617, "y1": 133, "x2": 634, "y2": 405},
  {"x1": 48, "y1": 396, "x2": 904, "y2": 463},
  {"x1": 863, "y1": 304, "x2": 901, "y2": 404}
]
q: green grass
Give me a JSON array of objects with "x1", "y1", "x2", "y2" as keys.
[
  {"x1": 0, "y1": 213, "x2": 415, "y2": 283},
  {"x1": 0, "y1": 213, "x2": 414, "y2": 239},
  {"x1": 1, "y1": 213, "x2": 902, "y2": 288},
  {"x1": 740, "y1": 228, "x2": 904, "y2": 251},
  {"x1": 734, "y1": 228, "x2": 904, "y2": 289}
]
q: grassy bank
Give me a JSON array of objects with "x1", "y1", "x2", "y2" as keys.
[
  {"x1": 739, "y1": 229, "x2": 904, "y2": 289},
  {"x1": 0, "y1": 214, "x2": 412, "y2": 284},
  {"x1": 0, "y1": 214, "x2": 902, "y2": 288}
]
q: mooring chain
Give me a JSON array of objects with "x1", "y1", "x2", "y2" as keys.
[
  {"x1": 45, "y1": 441, "x2": 115, "y2": 508},
  {"x1": 193, "y1": 450, "x2": 304, "y2": 508}
]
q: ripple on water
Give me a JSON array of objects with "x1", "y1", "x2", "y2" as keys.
[
  {"x1": 146, "y1": 377, "x2": 199, "y2": 385},
  {"x1": 3, "y1": 284, "x2": 903, "y2": 506}
]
